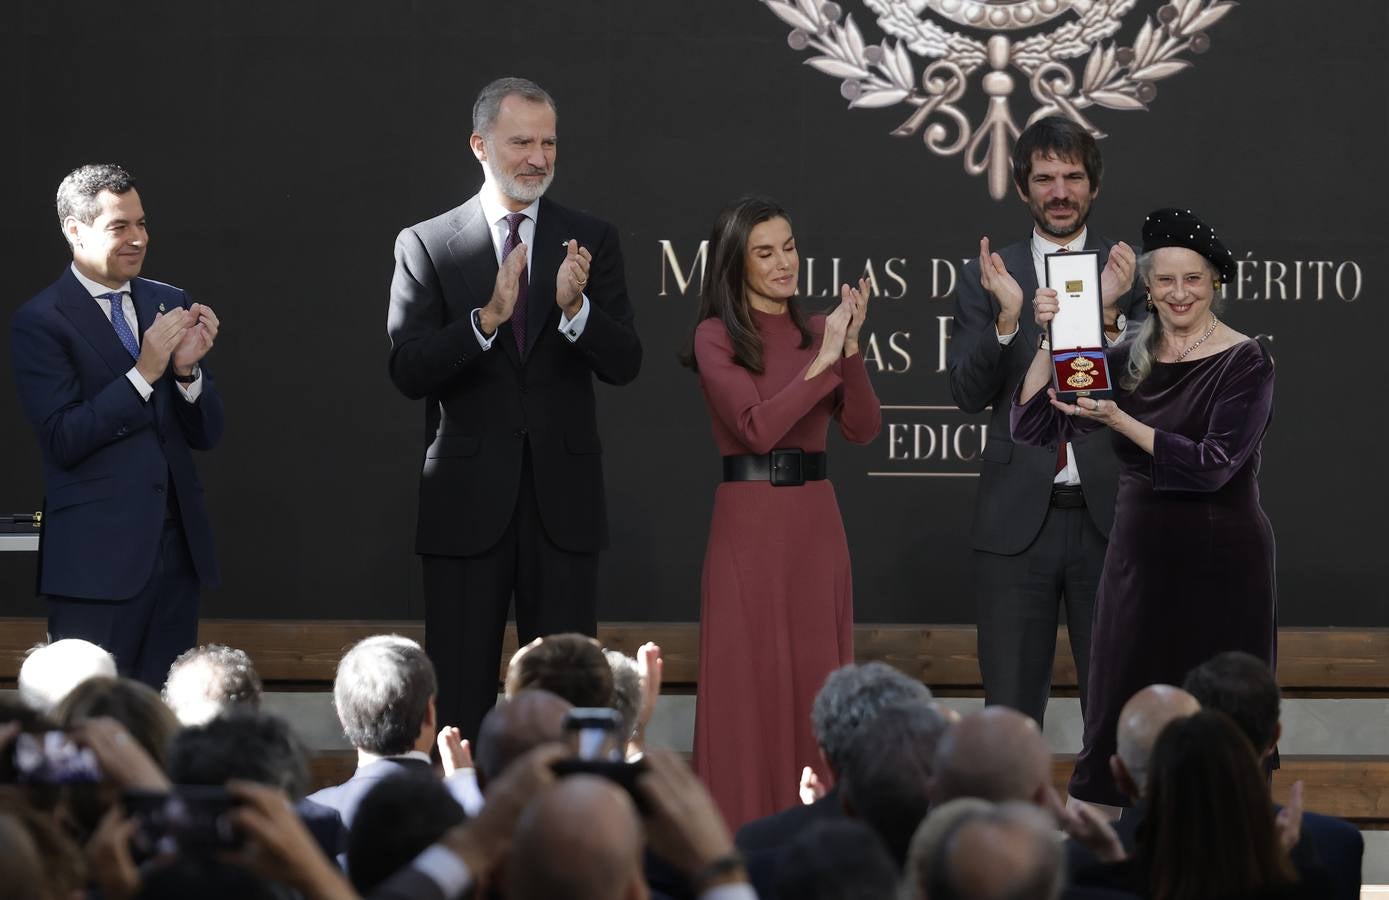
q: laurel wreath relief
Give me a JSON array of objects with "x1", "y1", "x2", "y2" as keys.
[{"x1": 762, "y1": 0, "x2": 1236, "y2": 199}]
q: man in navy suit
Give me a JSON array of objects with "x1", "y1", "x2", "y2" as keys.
[
  {"x1": 10, "y1": 163, "x2": 223, "y2": 687},
  {"x1": 387, "y1": 77, "x2": 641, "y2": 742}
]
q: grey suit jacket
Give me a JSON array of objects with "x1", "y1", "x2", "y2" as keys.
[{"x1": 947, "y1": 234, "x2": 1146, "y2": 555}]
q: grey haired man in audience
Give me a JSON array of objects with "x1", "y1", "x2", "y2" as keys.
[
  {"x1": 309, "y1": 634, "x2": 446, "y2": 831},
  {"x1": 736, "y1": 661, "x2": 932, "y2": 854}
]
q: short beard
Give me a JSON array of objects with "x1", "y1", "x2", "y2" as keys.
[
  {"x1": 1032, "y1": 200, "x2": 1090, "y2": 240},
  {"x1": 484, "y1": 142, "x2": 554, "y2": 205}
]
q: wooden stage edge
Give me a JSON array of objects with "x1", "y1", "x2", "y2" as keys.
[{"x1": 2, "y1": 618, "x2": 1389, "y2": 693}]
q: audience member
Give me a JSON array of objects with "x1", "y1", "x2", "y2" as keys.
[
  {"x1": 771, "y1": 819, "x2": 898, "y2": 900},
  {"x1": 1135, "y1": 710, "x2": 1312, "y2": 900},
  {"x1": 505, "y1": 632, "x2": 615, "y2": 709},
  {"x1": 1184, "y1": 652, "x2": 1363, "y2": 900},
  {"x1": 1067, "y1": 685, "x2": 1198, "y2": 878},
  {"x1": 167, "y1": 709, "x2": 310, "y2": 797},
  {"x1": 928, "y1": 802, "x2": 1065, "y2": 900},
  {"x1": 166, "y1": 709, "x2": 343, "y2": 858},
  {"x1": 838, "y1": 700, "x2": 950, "y2": 864},
  {"x1": 508, "y1": 775, "x2": 649, "y2": 900},
  {"x1": 474, "y1": 688, "x2": 572, "y2": 790},
  {"x1": 605, "y1": 649, "x2": 643, "y2": 747},
  {"x1": 737, "y1": 661, "x2": 932, "y2": 854},
  {"x1": 347, "y1": 774, "x2": 466, "y2": 894},
  {"x1": 53, "y1": 676, "x2": 179, "y2": 769},
  {"x1": 161, "y1": 643, "x2": 262, "y2": 726},
  {"x1": 1110, "y1": 685, "x2": 1200, "y2": 803},
  {"x1": 903, "y1": 798, "x2": 994, "y2": 900},
  {"x1": 17, "y1": 639, "x2": 116, "y2": 713},
  {"x1": 930, "y1": 706, "x2": 1052, "y2": 807},
  {"x1": 309, "y1": 634, "x2": 439, "y2": 831}
]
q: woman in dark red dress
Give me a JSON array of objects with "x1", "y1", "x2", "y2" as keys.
[
  {"x1": 1012, "y1": 209, "x2": 1276, "y2": 809},
  {"x1": 682, "y1": 197, "x2": 881, "y2": 826}
]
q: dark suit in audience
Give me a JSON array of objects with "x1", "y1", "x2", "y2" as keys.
[
  {"x1": 734, "y1": 786, "x2": 843, "y2": 854},
  {"x1": 308, "y1": 756, "x2": 433, "y2": 832}
]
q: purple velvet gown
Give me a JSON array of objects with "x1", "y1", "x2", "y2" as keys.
[{"x1": 1012, "y1": 339, "x2": 1277, "y2": 805}]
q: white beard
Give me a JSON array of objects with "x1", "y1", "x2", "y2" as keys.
[{"x1": 485, "y1": 148, "x2": 554, "y2": 205}]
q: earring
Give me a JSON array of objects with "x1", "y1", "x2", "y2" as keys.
[{"x1": 1145, "y1": 298, "x2": 1155, "y2": 311}]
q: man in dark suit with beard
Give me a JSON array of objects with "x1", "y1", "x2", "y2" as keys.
[
  {"x1": 948, "y1": 117, "x2": 1143, "y2": 733},
  {"x1": 387, "y1": 77, "x2": 641, "y2": 741}
]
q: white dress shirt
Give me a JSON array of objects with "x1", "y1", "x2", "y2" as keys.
[
  {"x1": 470, "y1": 189, "x2": 591, "y2": 350},
  {"x1": 70, "y1": 264, "x2": 203, "y2": 403}
]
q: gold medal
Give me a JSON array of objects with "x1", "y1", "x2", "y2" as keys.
[
  {"x1": 1070, "y1": 357, "x2": 1095, "y2": 372},
  {"x1": 1066, "y1": 372, "x2": 1095, "y2": 388},
  {"x1": 1065, "y1": 279, "x2": 1084, "y2": 293}
]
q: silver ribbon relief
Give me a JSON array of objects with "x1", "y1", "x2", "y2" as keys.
[{"x1": 762, "y1": 0, "x2": 1236, "y2": 199}]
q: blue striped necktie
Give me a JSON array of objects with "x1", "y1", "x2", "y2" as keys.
[{"x1": 99, "y1": 291, "x2": 140, "y2": 359}]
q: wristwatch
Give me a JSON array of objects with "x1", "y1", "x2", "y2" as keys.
[
  {"x1": 173, "y1": 366, "x2": 199, "y2": 384},
  {"x1": 473, "y1": 308, "x2": 496, "y2": 339}
]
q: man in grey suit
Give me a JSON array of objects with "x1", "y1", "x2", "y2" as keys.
[{"x1": 948, "y1": 117, "x2": 1144, "y2": 726}]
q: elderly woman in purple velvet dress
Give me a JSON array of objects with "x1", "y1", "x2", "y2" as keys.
[{"x1": 1011, "y1": 208, "x2": 1277, "y2": 810}]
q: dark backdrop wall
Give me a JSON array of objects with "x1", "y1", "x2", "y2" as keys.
[{"x1": 2, "y1": 0, "x2": 1385, "y2": 624}]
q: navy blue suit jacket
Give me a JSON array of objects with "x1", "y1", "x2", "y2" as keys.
[{"x1": 10, "y1": 269, "x2": 222, "y2": 600}]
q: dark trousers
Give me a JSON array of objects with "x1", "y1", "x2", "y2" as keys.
[
  {"x1": 423, "y1": 447, "x2": 599, "y2": 742},
  {"x1": 975, "y1": 504, "x2": 1106, "y2": 725},
  {"x1": 47, "y1": 518, "x2": 200, "y2": 689}
]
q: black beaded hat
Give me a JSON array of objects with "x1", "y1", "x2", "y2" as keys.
[{"x1": 1141, "y1": 208, "x2": 1235, "y2": 284}]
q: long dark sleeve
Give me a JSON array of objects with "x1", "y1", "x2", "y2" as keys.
[{"x1": 1151, "y1": 342, "x2": 1274, "y2": 492}]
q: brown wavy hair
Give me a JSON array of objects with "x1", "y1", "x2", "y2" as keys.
[{"x1": 680, "y1": 197, "x2": 812, "y2": 373}]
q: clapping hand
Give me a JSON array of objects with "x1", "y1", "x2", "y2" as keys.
[
  {"x1": 481, "y1": 242, "x2": 528, "y2": 333},
  {"x1": 841, "y1": 277, "x2": 871, "y2": 358},
  {"x1": 556, "y1": 239, "x2": 592, "y2": 317},
  {"x1": 819, "y1": 296, "x2": 854, "y2": 364},
  {"x1": 799, "y1": 766, "x2": 826, "y2": 805},
  {"x1": 437, "y1": 726, "x2": 473, "y2": 777},
  {"x1": 980, "y1": 237, "x2": 1024, "y2": 332},
  {"x1": 1100, "y1": 241, "x2": 1136, "y2": 312},
  {"x1": 1046, "y1": 786, "x2": 1126, "y2": 863},
  {"x1": 171, "y1": 303, "x2": 219, "y2": 376},
  {"x1": 135, "y1": 307, "x2": 192, "y2": 385},
  {"x1": 633, "y1": 642, "x2": 664, "y2": 754}
]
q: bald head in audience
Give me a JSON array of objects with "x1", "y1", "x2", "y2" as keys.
[
  {"x1": 474, "y1": 689, "x2": 571, "y2": 790},
  {"x1": 930, "y1": 707, "x2": 1051, "y2": 806},
  {"x1": 1111, "y1": 684, "x2": 1200, "y2": 802},
  {"x1": 17, "y1": 640, "x2": 116, "y2": 713},
  {"x1": 934, "y1": 803, "x2": 1064, "y2": 900},
  {"x1": 507, "y1": 775, "x2": 648, "y2": 900}
]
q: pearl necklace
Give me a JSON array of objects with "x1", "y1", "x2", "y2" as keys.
[{"x1": 1172, "y1": 316, "x2": 1219, "y2": 362}]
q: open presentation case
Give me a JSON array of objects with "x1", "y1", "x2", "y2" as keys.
[{"x1": 1044, "y1": 250, "x2": 1113, "y2": 401}]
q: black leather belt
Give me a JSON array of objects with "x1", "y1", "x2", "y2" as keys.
[
  {"x1": 723, "y1": 449, "x2": 827, "y2": 487},
  {"x1": 1050, "y1": 485, "x2": 1086, "y2": 509}
]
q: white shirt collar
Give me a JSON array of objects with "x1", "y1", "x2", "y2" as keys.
[
  {"x1": 356, "y1": 749, "x2": 432, "y2": 768},
  {"x1": 1032, "y1": 226, "x2": 1087, "y2": 258},
  {"x1": 478, "y1": 188, "x2": 540, "y2": 232},
  {"x1": 70, "y1": 263, "x2": 131, "y2": 299}
]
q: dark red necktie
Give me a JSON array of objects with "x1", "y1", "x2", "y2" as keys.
[{"x1": 503, "y1": 212, "x2": 529, "y2": 354}]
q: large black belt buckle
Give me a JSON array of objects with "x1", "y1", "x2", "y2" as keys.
[{"x1": 769, "y1": 448, "x2": 805, "y2": 487}]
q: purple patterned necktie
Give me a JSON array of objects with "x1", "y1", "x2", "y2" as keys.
[
  {"x1": 502, "y1": 212, "x2": 529, "y2": 354},
  {"x1": 99, "y1": 291, "x2": 140, "y2": 359}
]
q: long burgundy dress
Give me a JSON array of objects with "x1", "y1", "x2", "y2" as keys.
[
  {"x1": 692, "y1": 309, "x2": 881, "y2": 827},
  {"x1": 1012, "y1": 339, "x2": 1276, "y2": 806}
]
